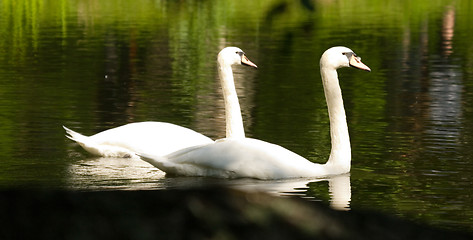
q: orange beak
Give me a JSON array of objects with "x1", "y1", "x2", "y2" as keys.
[
  {"x1": 349, "y1": 55, "x2": 371, "y2": 72},
  {"x1": 241, "y1": 55, "x2": 258, "y2": 68}
]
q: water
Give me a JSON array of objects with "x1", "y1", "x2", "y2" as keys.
[{"x1": 1, "y1": 0, "x2": 472, "y2": 233}]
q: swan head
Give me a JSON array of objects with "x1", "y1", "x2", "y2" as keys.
[
  {"x1": 218, "y1": 47, "x2": 258, "y2": 68},
  {"x1": 320, "y1": 46, "x2": 371, "y2": 72}
]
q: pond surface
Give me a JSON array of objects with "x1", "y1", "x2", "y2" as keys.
[{"x1": 1, "y1": 0, "x2": 473, "y2": 233}]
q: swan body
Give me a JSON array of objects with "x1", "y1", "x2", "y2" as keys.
[
  {"x1": 140, "y1": 138, "x2": 341, "y2": 179},
  {"x1": 139, "y1": 46, "x2": 370, "y2": 179},
  {"x1": 64, "y1": 122, "x2": 213, "y2": 158},
  {"x1": 64, "y1": 47, "x2": 257, "y2": 158}
]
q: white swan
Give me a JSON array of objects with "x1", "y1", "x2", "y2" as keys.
[
  {"x1": 64, "y1": 47, "x2": 257, "y2": 158},
  {"x1": 138, "y1": 46, "x2": 370, "y2": 179}
]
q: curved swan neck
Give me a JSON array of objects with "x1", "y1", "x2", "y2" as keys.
[
  {"x1": 218, "y1": 64, "x2": 245, "y2": 138},
  {"x1": 320, "y1": 66, "x2": 351, "y2": 171}
]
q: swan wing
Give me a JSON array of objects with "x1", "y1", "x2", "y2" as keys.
[
  {"x1": 64, "y1": 122, "x2": 213, "y2": 157},
  {"x1": 144, "y1": 138, "x2": 325, "y2": 179}
]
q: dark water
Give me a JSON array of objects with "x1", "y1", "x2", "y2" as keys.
[{"x1": 1, "y1": 0, "x2": 472, "y2": 232}]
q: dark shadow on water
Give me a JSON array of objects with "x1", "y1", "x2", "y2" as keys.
[{"x1": 0, "y1": 187, "x2": 471, "y2": 240}]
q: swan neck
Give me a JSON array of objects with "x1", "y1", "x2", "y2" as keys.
[
  {"x1": 218, "y1": 64, "x2": 245, "y2": 138},
  {"x1": 320, "y1": 66, "x2": 351, "y2": 171}
]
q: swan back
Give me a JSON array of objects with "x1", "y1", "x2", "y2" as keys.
[
  {"x1": 140, "y1": 138, "x2": 327, "y2": 179},
  {"x1": 65, "y1": 122, "x2": 213, "y2": 158}
]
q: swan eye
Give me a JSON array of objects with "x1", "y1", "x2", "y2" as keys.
[
  {"x1": 236, "y1": 51, "x2": 244, "y2": 57},
  {"x1": 342, "y1": 52, "x2": 356, "y2": 57},
  {"x1": 342, "y1": 52, "x2": 357, "y2": 61}
]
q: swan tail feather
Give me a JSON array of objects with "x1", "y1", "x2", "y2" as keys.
[
  {"x1": 63, "y1": 126, "x2": 89, "y2": 144},
  {"x1": 137, "y1": 153, "x2": 169, "y2": 171},
  {"x1": 63, "y1": 125, "x2": 135, "y2": 158}
]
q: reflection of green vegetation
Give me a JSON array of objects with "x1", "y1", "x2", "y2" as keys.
[{"x1": 1, "y1": 0, "x2": 465, "y2": 61}]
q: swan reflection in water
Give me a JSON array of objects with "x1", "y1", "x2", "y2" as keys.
[
  {"x1": 66, "y1": 157, "x2": 165, "y2": 190},
  {"x1": 67, "y1": 157, "x2": 351, "y2": 210},
  {"x1": 228, "y1": 174, "x2": 351, "y2": 210}
]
